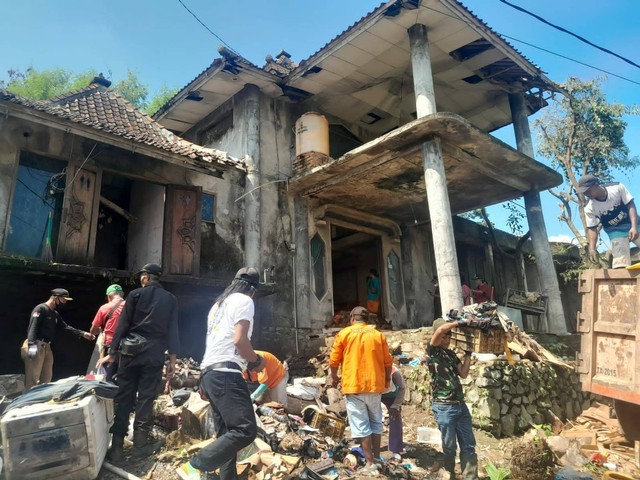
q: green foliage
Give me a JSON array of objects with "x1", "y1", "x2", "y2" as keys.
[
  {"x1": 111, "y1": 70, "x2": 148, "y2": 108},
  {"x1": 485, "y1": 461, "x2": 511, "y2": 480},
  {"x1": 533, "y1": 423, "x2": 553, "y2": 437},
  {"x1": 0, "y1": 67, "x2": 97, "y2": 100},
  {"x1": 534, "y1": 76, "x2": 639, "y2": 247},
  {"x1": 502, "y1": 200, "x2": 526, "y2": 235},
  {"x1": 145, "y1": 84, "x2": 179, "y2": 116},
  {"x1": 1, "y1": 67, "x2": 176, "y2": 114}
]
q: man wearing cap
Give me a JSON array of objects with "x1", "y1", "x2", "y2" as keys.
[
  {"x1": 90, "y1": 284, "x2": 126, "y2": 382},
  {"x1": 98, "y1": 263, "x2": 180, "y2": 461},
  {"x1": 578, "y1": 174, "x2": 639, "y2": 268},
  {"x1": 427, "y1": 317, "x2": 477, "y2": 480},
  {"x1": 328, "y1": 306, "x2": 393, "y2": 476},
  {"x1": 21, "y1": 288, "x2": 95, "y2": 391},
  {"x1": 178, "y1": 267, "x2": 265, "y2": 480}
]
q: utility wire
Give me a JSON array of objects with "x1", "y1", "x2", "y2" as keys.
[
  {"x1": 498, "y1": 0, "x2": 640, "y2": 70},
  {"x1": 175, "y1": 0, "x2": 240, "y2": 56},
  {"x1": 423, "y1": 5, "x2": 640, "y2": 87},
  {"x1": 500, "y1": 34, "x2": 640, "y2": 87}
]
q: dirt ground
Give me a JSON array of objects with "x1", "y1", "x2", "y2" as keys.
[{"x1": 95, "y1": 405, "x2": 513, "y2": 480}]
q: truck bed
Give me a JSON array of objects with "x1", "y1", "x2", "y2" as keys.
[{"x1": 578, "y1": 268, "x2": 640, "y2": 405}]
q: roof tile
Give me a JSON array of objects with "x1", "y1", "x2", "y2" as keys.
[{"x1": 0, "y1": 84, "x2": 244, "y2": 171}]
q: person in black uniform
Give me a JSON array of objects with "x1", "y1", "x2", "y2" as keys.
[
  {"x1": 98, "y1": 263, "x2": 180, "y2": 461},
  {"x1": 21, "y1": 288, "x2": 95, "y2": 391}
]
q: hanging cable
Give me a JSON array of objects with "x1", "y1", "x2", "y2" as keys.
[
  {"x1": 498, "y1": 0, "x2": 640, "y2": 70},
  {"x1": 175, "y1": 0, "x2": 241, "y2": 57}
]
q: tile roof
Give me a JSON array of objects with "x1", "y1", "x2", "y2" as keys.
[{"x1": 0, "y1": 84, "x2": 244, "y2": 171}]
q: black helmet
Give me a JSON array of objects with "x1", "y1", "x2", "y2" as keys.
[{"x1": 138, "y1": 263, "x2": 162, "y2": 276}]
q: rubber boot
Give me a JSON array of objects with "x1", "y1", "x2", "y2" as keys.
[
  {"x1": 443, "y1": 454, "x2": 457, "y2": 479},
  {"x1": 460, "y1": 453, "x2": 479, "y2": 480},
  {"x1": 132, "y1": 430, "x2": 163, "y2": 458},
  {"x1": 107, "y1": 434, "x2": 125, "y2": 462}
]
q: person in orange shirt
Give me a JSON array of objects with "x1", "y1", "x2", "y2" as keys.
[
  {"x1": 243, "y1": 350, "x2": 288, "y2": 406},
  {"x1": 329, "y1": 306, "x2": 392, "y2": 476}
]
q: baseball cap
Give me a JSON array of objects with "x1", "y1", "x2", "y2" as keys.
[
  {"x1": 106, "y1": 284, "x2": 123, "y2": 295},
  {"x1": 51, "y1": 288, "x2": 73, "y2": 300},
  {"x1": 432, "y1": 318, "x2": 446, "y2": 331},
  {"x1": 576, "y1": 174, "x2": 599, "y2": 193},
  {"x1": 137, "y1": 263, "x2": 162, "y2": 276},
  {"x1": 234, "y1": 267, "x2": 260, "y2": 286},
  {"x1": 350, "y1": 306, "x2": 369, "y2": 317}
]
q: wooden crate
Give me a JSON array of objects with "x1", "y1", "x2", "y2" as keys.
[
  {"x1": 310, "y1": 412, "x2": 346, "y2": 441},
  {"x1": 451, "y1": 327, "x2": 506, "y2": 354}
]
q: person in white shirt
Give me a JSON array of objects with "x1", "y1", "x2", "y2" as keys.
[
  {"x1": 178, "y1": 267, "x2": 265, "y2": 480},
  {"x1": 578, "y1": 174, "x2": 639, "y2": 268}
]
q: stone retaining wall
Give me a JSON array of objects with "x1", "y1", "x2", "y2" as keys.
[{"x1": 403, "y1": 360, "x2": 595, "y2": 438}]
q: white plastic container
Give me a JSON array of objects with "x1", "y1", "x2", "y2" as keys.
[
  {"x1": 417, "y1": 426, "x2": 442, "y2": 445},
  {"x1": 1, "y1": 394, "x2": 113, "y2": 480}
]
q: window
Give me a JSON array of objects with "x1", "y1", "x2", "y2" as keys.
[
  {"x1": 310, "y1": 233, "x2": 327, "y2": 299},
  {"x1": 387, "y1": 249, "x2": 403, "y2": 309},
  {"x1": 6, "y1": 152, "x2": 65, "y2": 258},
  {"x1": 202, "y1": 193, "x2": 215, "y2": 223}
]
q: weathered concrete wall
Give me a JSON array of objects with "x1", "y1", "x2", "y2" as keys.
[
  {"x1": 401, "y1": 223, "x2": 436, "y2": 328},
  {"x1": 403, "y1": 360, "x2": 595, "y2": 438}
]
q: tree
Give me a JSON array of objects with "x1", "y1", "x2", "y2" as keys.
[
  {"x1": 145, "y1": 84, "x2": 179, "y2": 116},
  {"x1": 535, "y1": 76, "x2": 639, "y2": 249},
  {"x1": 0, "y1": 67, "x2": 175, "y2": 113}
]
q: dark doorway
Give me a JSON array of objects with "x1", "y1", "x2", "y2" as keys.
[{"x1": 330, "y1": 225, "x2": 382, "y2": 318}]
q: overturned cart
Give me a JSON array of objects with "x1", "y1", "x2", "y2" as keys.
[{"x1": 0, "y1": 378, "x2": 117, "y2": 480}]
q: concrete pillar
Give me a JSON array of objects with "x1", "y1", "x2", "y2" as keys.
[
  {"x1": 244, "y1": 84, "x2": 261, "y2": 268},
  {"x1": 409, "y1": 24, "x2": 463, "y2": 313},
  {"x1": 509, "y1": 92, "x2": 567, "y2": 333}
]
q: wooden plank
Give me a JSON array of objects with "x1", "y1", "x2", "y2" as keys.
[
  {"x1": 87, "y1": 169, "x2": 102, "y2": 262},
  {"x1": 56, "y1": 167, "x2": 97, "y2": 264},
  {"x1": 99, "y1": 196, "x2": 137, "y2": 223}
]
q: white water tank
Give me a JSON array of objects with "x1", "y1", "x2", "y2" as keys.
[{"x1": 295, "y1": 112, "x2": 329, "y2": 157}]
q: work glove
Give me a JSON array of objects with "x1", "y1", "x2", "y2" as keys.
[{"x1": 27, "y1": 344, "x2": 38, "y2": 359}]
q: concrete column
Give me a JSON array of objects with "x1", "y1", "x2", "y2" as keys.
[
  {"x1": 244, "y1": 84, "x2": 261, "y2": 268},
  {"x1": 509, "y1": 92, "x2": 567, "y2": 333},
  {"x1": 409, "y1": 24, "x2": 463, "y2": 314}
]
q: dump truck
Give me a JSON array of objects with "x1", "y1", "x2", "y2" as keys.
[{"x1": 577, "y1": 268, "x2": 640, "y2": 444}]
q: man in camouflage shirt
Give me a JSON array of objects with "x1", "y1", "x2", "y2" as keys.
[{"x1": 426, "y1": 317, "x2": 478, "y2": 480}]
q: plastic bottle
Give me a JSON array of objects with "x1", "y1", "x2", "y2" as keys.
[{"x1": 250, "y1": 383, "x2": 267, "y2": 401}]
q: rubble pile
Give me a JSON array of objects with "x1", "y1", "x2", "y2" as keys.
[{"x1": 551, "y1": 403, "x2": 640, "y2": 474}]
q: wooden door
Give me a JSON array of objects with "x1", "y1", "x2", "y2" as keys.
[
  {"x1": 163, "y1": 185, "x2": 202, "y2": 275},
  {"x1": 57, "y1": 167, "x2": 97, "y2": 264}
]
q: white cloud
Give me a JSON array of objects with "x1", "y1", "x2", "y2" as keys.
[{"x1": 548, "y1": 234, "x2": 574, "y2": 243}]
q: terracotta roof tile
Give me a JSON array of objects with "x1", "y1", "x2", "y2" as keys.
[{"x1": 0, "y1": 85, "x2": 244, "y2": 171}]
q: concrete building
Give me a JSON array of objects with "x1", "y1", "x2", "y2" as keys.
[
  {"x1": 0, "y1": 1, "x2": 570, "y2": 376},
  {"x1": 154, "y1": 0, "x2": 566, "y2": 354}
]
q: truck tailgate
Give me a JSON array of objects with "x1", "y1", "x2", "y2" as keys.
[{"x1": 578, "y1": 269, "x2": 640, "y2": 405}]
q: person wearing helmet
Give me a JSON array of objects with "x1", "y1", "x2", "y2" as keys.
[
  {"x1": 98, "y1": 263, "x2": 180, "y2": 461},
  {"x1": 90, "y1": 284, "x2": 126, "y2": 382},
  {"x1": 21, "y1": 288, "x2": 95, "y2": 391},
  {"x1": 178, "y1": 267, "x2": 265, "y2": 480}
]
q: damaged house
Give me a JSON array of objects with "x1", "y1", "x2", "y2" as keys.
[
  {"x1": 153, "y1": 0, "x2": 568, "y2": 354},
  {"x1": 0, "y1": 76, "x2": 248, "y2": 375},
  {"x1": 0, "y1": 0, "x2": 572, "y2": 373}
]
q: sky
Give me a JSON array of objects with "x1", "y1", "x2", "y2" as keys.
[{"x1": 1, "y1": 0, "x2": 639, "y2": 245}]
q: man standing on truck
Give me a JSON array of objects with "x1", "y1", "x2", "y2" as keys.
[{"x1": 578, "y1": 174, "x2": 640, "y2": 268}]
